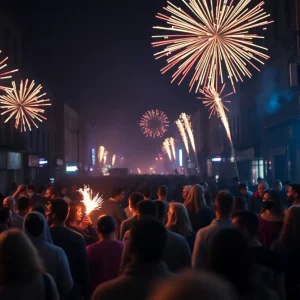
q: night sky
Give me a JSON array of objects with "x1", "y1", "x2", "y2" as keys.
[{"x1": 6, "y1": 0, "x2": 199, "y2": 170}]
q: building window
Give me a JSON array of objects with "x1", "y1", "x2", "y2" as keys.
[{"x1": 251, "y1": 160, "x2": 264, "y2": 185}]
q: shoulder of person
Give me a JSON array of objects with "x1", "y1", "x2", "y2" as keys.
[{"x1": 92, "y1": 276, "x2": 129, "y2": 299}]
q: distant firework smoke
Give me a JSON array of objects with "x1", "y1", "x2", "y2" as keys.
[
  {"x1": 0, "y1": 50, "x2": 18, "y2": 90},
  {"x1": 176, "y1": 118, "x2": 189, "y2": 155},
  {"x1": 98, "y1": 146, "x2": 105, "y2": 164},
  {"x1": 152, "y1": 0, "x2": 273, "y2": 92},
  {"x1": 162, "y1": 138, "x2": 172, "y2": 161},
  {"x1": 169, "y1": 137, "x2": 176, "y2": 160},
  {"x1": 140, "y1": 110, "x2": 169, "y2": 138},
  {"x1": 112, "y1": 154, "x2": 116, "y2": 166},
  {"x1": 180, "y1": 113, "x2": 196, "y2": 154},
  {"x1": 0, "y1": 80, "x2": 51, "y2": 132},
  {"x1": 199, "y1": 84, "x2": 233, "y2": 118}
]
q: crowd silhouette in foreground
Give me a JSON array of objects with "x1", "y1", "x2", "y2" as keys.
[{"x1": 0, "y1": 175, "x2": 299, "y2": 300}]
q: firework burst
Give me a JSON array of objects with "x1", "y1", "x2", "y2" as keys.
[
  {"x1": 169, "y1": 137, "x2": 176, "y2": 160},
  {"x1": 112, "y1": 154, "x2": 116, "y2": 166},
  {"x1": 180, "y1": 113, "x2": 196, "y2": 154},
  {"x1": 78, "y1": 185, "x2": 104, "y2": 215},
  {"x1": 140, "y1": 110, "x2": 169, "y2": 138},
  {"x1": 162, "y1": 138, "x2": 172, "y2": 161},
  {"x1": 0, "y1": 50, "x2": 18, "y2": 90},
  {"x1": 176, "y1": 118, "x2": 189, "y2": 155},
  {"x1": 0, "y1": 80, "x2": 51, "y2": 132},
  {"x1": 152, "y1": 0, "x2": 273, "y2": 92},
  {"x1": 198, "y1": 84, "x2": 233, "y2": 118},
  {"x1": 98, "y1": 146, "x2": 105, "y2": 164}
]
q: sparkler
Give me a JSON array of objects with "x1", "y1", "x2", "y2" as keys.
[
  {"x1": 180, "y1": 113, "x2": 196, "y2": 154},
  {"x1": 199, "y1": 85, "x2": 239, "y2": 177},
  {"x1": 162, "y1": 138, "x2": 172, "y2": 161},
  {"x1": 78, "y1": 185, "x2": 104, "y2": 215},
  {"x1": 98, "y1": 146, "x2": 105, "y2": 164},
  {"x1": 0, "y1": 80, "x2": 51, "y2": 132},
  {"x1": 176, "y1": 118, "x2": 189, "y2": 155},
  {"x1": 0, "y1": 50, "x2": 18, "y2": 90},
  {"x1": 152, "y1": 0, "x2": 273, "y2": 92},
  {"x1": 198, "y1": 84, "x2": 233, "y2": 118},
  {"x1": 169, "y1": 137, "x2": 176, "y2": 160},
  {"x1": 112, "y1": 154, "x2": 116, "y2": 166},
  {"x1": 140, "y1": 110, "x2": 169, "y2": 138}
]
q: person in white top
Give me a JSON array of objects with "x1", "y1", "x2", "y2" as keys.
[{"x1": 192, "y1": 190, "x2": 234, "y2": 268}]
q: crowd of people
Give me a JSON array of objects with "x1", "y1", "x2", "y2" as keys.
[{"x1": 0, "y1": 176, "x2": 299, "y2": 300}]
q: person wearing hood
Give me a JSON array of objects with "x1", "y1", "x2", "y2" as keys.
[{"x1": 24, "y1": 211, "x2": 73, "y2": 298}]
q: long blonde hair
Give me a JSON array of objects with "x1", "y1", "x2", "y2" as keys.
[
  {"x1": 0, "y1": 229, "x2": 44, "y2": 285},
  {"x1": 166, "y1": 203, "x2": 193, "y2": 237},
  {"x1": 184, "y1": 184, "x2": 206, "y2": 214}
]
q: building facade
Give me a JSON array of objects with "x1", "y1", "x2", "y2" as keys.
[
  {"x1": 194, "y1": 0, "x2": 299, "y2": 186},
  {"x1": 0, "y1": 10, "x2": 26, "y2": 194}
]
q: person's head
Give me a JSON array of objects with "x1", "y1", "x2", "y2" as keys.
[
  {"x1": 232, "y1": 210, "x2": 259, "y2": 239},
  {"x1": 207, "y1": 228, "x2": 253, "y2": 297},
  {"x1": 129, "y1": 192, "x2": 144, "y2": 214},
  {"x1": 199, "y1": 181, "x2": 209, "y2": 192},
  {"x1": 274, "y1": 180, "x2": 282, "y2": 192},
  {"x1": 19, "y1": 191, "x2": 28, "y2": 198},
  {"x1": 137, "y1": 200, "x2": 158, "y2": 219},
  {"x1": 0, "y1": 207, "x2": 11, "y2": 232},
  {"x1": 154, "y1": 200, "x2": 166, "y2": 223},
  {"x1": 67, "y1": 203, "x2": 83, "y2": 225},
  {"x1": 287, "y1": 184, "x2": 300, "y2": 204},
  {"x1": 0, "y1": 229, "x2": 44, "y2": 286},
  {"x1": 182, "y1": 185, "x2": 192, "y2": 200},
  {"x1": 44, "y1": 187, "x2": 58, "y2": 201},
  {"x1": 71, "y1": 185, "x2": 78, "y2": 193},
  {"x1": 257, "y1": 177, "x2": 263, "y2": 184},
  {"x1": 31, "y1": 204, "x2": 46, "y2": 216},
  {"x1": 24, "y1": 213, "x2": 45, "y2": 237},
  {"x1": 26, "y1": 185, "x2": 36, "y2": 198},
  {"x1": 233, "y1": 177, "x2": 240, "y2": 187},
  {"x1": 112, "y1": 187, "x2": 125, "y2": 202},
  {"x1": 157, "y1": 185, "x2": 168, "y2": 200},
  {"x1": 238, "y1": 183, "x2": 248, "y2": 196},
  {"x1": 279, "y1": 206, "x2": 300, "y2": 252},
  {"x1": 214, "y1": 190, "x2": 234, "y2": 219},
  {"x1": 166, "y1": 203, "x2": 192, "y2": 237},
  {"x1": 47, "y1": 199, "x2": 69, "y2": 225},
  {"x1": 258, "y1": 181, "x2": 268, "y2": 197},
  {"x1": 129, "y1": 217, "x2": 166, "y2": 263},
  {"x1": 150, "y1": 271, "x2": 237, "y2": 300},
  {"x1": 36, "y1": 185, "x2": 45, "y2": 196},
  {"x1": 61, "y1": 187, "x2": 68, "y2": 196},
  {"x1": 2, "y1": 197, "x2": 16, "y2": 212},
  {"x1": 17, "y1": 197, "x2": 30, "y2": 215},
  {"x1": 142, "y1": 186, "x2": 151, "y2": 199},
  {"x1": 97, "y1": 215, "x2": 115, "y2": 239},
  {"x1": 184, "y1": 184, "x2": 206, "y2": 214},
  {"x1": 261, "y1": 190, "x2": 283, "y2": 216},
  {"x1": 283, "y1": 180, "x2": 292, "y2": 192},
  {"x1": 233, "y1": 196, "x2": 247, "y2": 213}
]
